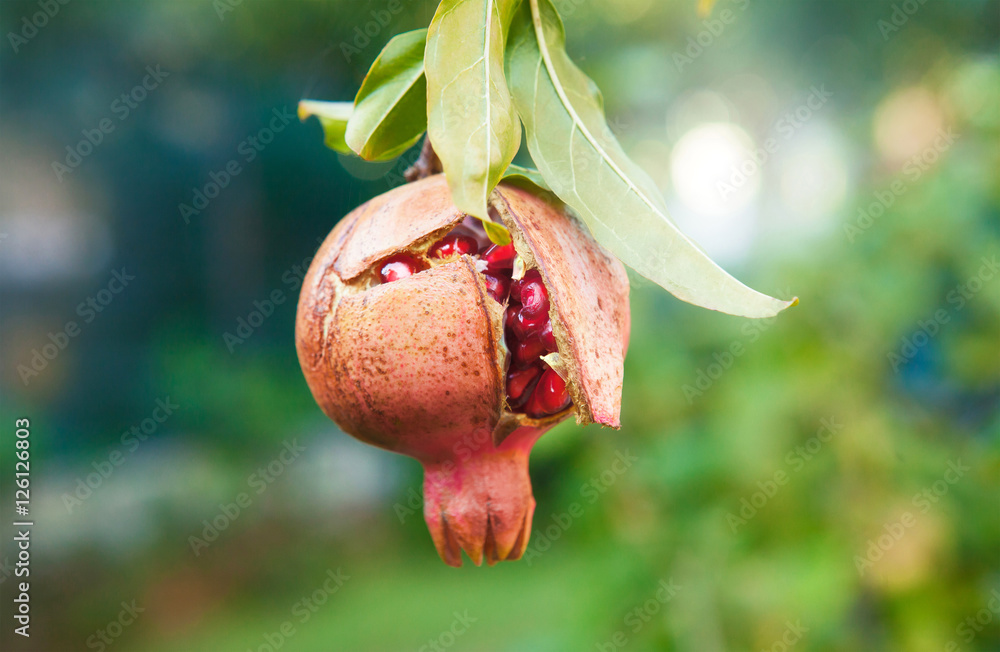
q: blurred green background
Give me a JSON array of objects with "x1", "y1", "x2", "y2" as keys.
[{"x1": 1, "y1": 0, "x2": 998, "y2": 650}]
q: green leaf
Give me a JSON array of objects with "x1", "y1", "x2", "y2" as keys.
[
  {"x1": 346, "y1": 29, "x2": 428, "y2": 161},
  {"x1": 298, "y1": 100, "x2": 353, "y2": 154},
  {"x1": 506, "y1": 0, "x2": 796, "y2": 318},
  {"x1": 482, "y1": 220, "x2": 512, "y2": 245},
  {"x1": 425, "y1": 0, "x2": 522, "y2": 220},
  {"x1": 502, "y1": 162, "x2": 554, "y2": 193}
]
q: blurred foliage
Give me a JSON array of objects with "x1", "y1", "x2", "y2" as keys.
[{"x1": 0, "y1": 0, "x2": 997, "y2": 651}]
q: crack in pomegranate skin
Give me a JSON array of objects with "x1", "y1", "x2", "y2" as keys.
[
  {"x1": 372, "y1": 232, "x2": 568, "y2": 420},
  {"x1": 295, "y1": 175, "x2": 630, "y2": 567},
  {"x1": 420, "y1": 234, "x2": 566, "y2": 418}
]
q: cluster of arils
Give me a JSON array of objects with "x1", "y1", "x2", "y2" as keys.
[{"x1": 374, "y1": 221, "x2": 570, "y2": 419}]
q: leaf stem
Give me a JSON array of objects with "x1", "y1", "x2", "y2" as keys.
[{"x1": 404, "y1": 137, "x2": 443, "y2": 182}]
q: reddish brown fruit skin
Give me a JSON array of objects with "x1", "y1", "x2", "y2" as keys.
[
  {"x1": 296, "y1": 175, "x2": 630, "y2": 566},
  {"x1": 423, "y1": 426, "x2": 544, "y2": 566},
  {"x1": 302, "y1": 260, "x2": 503, "y2": 458}
]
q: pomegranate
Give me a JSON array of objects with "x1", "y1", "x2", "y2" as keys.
[{"x1": 296, "y1": 174, "x2": 630, "y2": 566}]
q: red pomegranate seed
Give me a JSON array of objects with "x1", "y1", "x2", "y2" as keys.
[
  {"x1": 482, "y1": 273, "x2": 510, "y2": 302},
  {"x1": 510, "y1": 278, "x2": 522, "y2": 302},
  {"x1": 506, "y1": 364, "x2": 542, "y2": 408},
  {"x1": 379, "y1": 254, "x2": 423, "y2": 283},
  {"x1": 482, "y1": 243, "x2": 516, "y2": 270},
  {"x1": 518, "y1": 271, "x2": 549, "y2": 317},
  {"x1": 540, "y1": 320, "x2": 557, "y2": 352},
  {"x1": 505, "y1": 304, "x2": 520, "y2": 331},
  {"x1": 428, "y1": 234, "x2": 479, "y2": 259},
  {"x1": 526, "y1": 368, "x2": 571, "y2": 417},
  {"x1": 509, "y1": 308, "x2": 547, "y2": 340},
  {"x1": 512, "y1": 335, "x2": 546, "y2": 366}
]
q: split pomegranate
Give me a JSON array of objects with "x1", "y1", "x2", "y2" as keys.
[{"x1": 296, "y1": 175, "x2": 630, "y2": 566}]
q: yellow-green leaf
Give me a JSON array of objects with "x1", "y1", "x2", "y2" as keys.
[
  {"x1": 506, "y1": 0, "x2": 796, "y2": 318},
  {"x1": 346, "y1": 29, "x2": 428, "y2": 161},
  {"x1": 298, "y1": 100, "x2": 353, "y2": 154},
  {"x1": 502, "y1": 163, "x2": 551, "y2": 193},
  {"x1": 425, "y1": 0, "x2": 522, "y2": 220}
]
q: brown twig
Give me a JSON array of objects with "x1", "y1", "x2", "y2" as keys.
[{"x1": 404, "y1": 137, "x2": 443, "y2": 182}]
